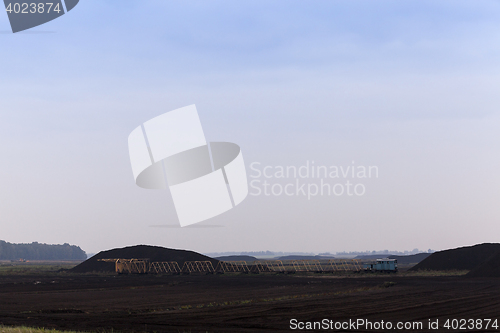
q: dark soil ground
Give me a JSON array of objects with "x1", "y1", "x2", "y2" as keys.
[{"x1": 0, "y1": 271, "x2": 499, "y2": 333}]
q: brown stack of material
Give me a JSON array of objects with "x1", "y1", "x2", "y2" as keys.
[{"x1": 70, "y1": 245, "x2": 219, "y2": 273}]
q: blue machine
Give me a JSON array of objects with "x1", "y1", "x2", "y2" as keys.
[{"x1": 364, "y1": 259, "x2": 397, "y2": 272}]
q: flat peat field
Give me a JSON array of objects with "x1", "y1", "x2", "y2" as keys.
[{"x1": 0, "y1": 272, "x2": 499, "y2": 332}]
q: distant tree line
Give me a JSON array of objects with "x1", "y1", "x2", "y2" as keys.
[
  {"x1": 0, "y1": 240, "x2": 86, "y2": 260},
  {"x1": 335, "y1": 248, "x2": 435, "y2": 256}
]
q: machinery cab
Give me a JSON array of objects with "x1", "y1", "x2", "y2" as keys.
[{"x1": 364, "y1": 259, "x2": 397, "y2": 272}]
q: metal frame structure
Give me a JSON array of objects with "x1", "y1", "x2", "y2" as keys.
[
  {"x1": 327, "y1": 259, "x2": 343, "y2": 271},
  {"x1": 291, "y1": 260, "x2": 324, "y2": 272},
  {"x1": 253, "y1": 260, "x2": 286, "y2": 273},
  {"x1": 97, "y1": 258, "x2": 363, "y2": 275},
  {"x1": 149, "y1": 261, "x2": 182, "y2": 274},
  {"x1": 216, "y1": 261, "x2": 250, "y2": 273},
  {"x1": 326, "y1": 259, "x2": 362, "y2": 272},
  {"x1": 181, "y1": 261, "x2": 215, "y2": 274},
  {"x1": 348, "y1": 259, "x2": 362, "y2": 271}
]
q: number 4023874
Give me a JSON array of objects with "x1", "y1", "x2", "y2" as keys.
[
  {"x1": 443, "y1": 319, "x2": 499, "y2": 330},
  {"x1": 5, "y1": 3, "x2": 62, "y2": 14}
]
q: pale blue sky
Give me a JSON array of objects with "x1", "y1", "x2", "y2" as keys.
[{"x1": 1, "y1": 1, "x2": 500, "y2": 254}]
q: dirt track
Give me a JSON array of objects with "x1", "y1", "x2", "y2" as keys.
[{"x1": 0, "y1": 273, "x2": 499, "y2": 332}]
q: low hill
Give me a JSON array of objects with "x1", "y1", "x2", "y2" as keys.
[
  {"x1": 388, "y1": 253, "x2": 431, "y2": 264},
  {"x1": 466, "y1": 250, "x2": 500, "y2": 278},
  {"x1": 354, "y1": 253, "x2": 430, "y2": 264},
  {"x1": 215, "y1": 255, "x2": 258, "y2": 261},
  {"x1": 355, "y1": 254, "x2": 395, "y2": 259},
  {"x1": 410, "y1": 243, "x2": 500, "y2": 271},
  {"x1": 277, "y1": 255, "x2": 336, "y2": 260},
  {"x1": 70, "y1": 245, "x2": 219, "y2": 273},
  {"x1": 0, "y1": 240, "x2": 86, "y2": 260}
]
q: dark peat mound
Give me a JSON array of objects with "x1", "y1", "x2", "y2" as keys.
[
  {"x1": 410, "y1": 243, "x2": 500, "y2": 272},
  {"x1": 466, "y1": 250, "x2": 500, "y2": 278},
  {"x1": 70, "y1": 245, "x2": 219, "y2": 273}
]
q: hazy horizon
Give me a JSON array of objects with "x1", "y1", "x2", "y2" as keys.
[{"x1": 2, "y1": 1, "x2": 500, "y2": 254}]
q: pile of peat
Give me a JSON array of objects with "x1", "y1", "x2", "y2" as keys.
[
  {"x1": 70, "y1": 245, "x2": 219, "y2": 273},
  {"x1": 410, "y1": 243, "x2": 500, "y2": 276},
  {"x1": 467, "y1": 250, "x2": 500, "y2": 278}
]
